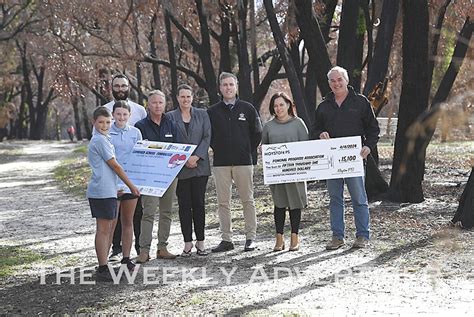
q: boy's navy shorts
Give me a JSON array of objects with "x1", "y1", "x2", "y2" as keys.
[{"x1": 88, "y1": 198, "x2": 118, "y2": 219}]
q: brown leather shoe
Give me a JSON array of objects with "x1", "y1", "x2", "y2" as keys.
[
  {"x1": 273, "y1": 234, "x2": 285, "y2": 252},
  {"x1": 156, "y1": 248, "x2": 177, "y2": 260},
  {"x1": 325, "y1": 237, "x2": 344, "y2": 250},
  {"x1": 136, "y1": 250, "x2": 150, "y2": 263},
  {"x1": 289, "y1": 233, "x2": 300, "y2": 251}
]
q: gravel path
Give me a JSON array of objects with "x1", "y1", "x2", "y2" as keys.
[{"x1": 0, "y1": 140, "x2": 473, "y2": 315}]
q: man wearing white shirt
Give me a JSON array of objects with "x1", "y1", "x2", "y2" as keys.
[
  {"x1": 103, "y1": 74, "x2": 147, "y2": 125},
  {"x1": 105, "y1": 73, "x2": 147, "y2": 261}
]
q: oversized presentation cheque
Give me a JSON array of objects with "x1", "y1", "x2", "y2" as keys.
[
  {"x1": 118, "y1": 140, "x2": 196, "y2": 197},
  {"x1": 262, "y1": 136, "x2": 364, "y2": 185}
]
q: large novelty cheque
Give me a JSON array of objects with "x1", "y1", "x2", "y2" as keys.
[
  {"x1": 118, "y1": 140, "x2": 196, "y2": 197},
  {"x1": 262, "y1": 136, "x2": 364, "y2": 185}
]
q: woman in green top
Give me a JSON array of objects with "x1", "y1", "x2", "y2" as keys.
[{"x1": 262, "y1": 92, "x2": 309, "y2": 251}]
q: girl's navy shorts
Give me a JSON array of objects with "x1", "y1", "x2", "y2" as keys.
[{"x1": 88, "y1": 198, "x2": 118, "y2": 219}]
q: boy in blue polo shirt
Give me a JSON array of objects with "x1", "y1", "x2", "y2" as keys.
[{"x1": 87, "y1": 106, "x2": 140, "y2": 281}]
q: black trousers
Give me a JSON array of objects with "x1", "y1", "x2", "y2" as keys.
[
  {"x1": 274, "y1": 206, "x2": 301, "y2": 234},
  {"x1": 176, "y1": 176, "x2": 208, "y2": 242},
  {"x1": 112, "y1": 196, "x2": 143, "y2": 254}
]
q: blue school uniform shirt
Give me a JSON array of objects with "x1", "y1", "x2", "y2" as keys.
[
  {"x1": 86, "y1": 130, "x2": 118, "y2": 199},
  {"x1": 109, "y1": 123, "x2": 143, "y2": 166}
]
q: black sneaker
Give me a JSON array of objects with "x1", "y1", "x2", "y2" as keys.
[
  {"x1": 95, "y1": 267, "x2": 113, "y2": 282},
  {"x1": 211, "y1": 241, "x2": 234, "y2": 253},
  {"x1": 121, "y1": 258, "x2": 137, "y2": 272},
  {"x1": 244, "y1": 239, "x2": 256, "y2": 251}
]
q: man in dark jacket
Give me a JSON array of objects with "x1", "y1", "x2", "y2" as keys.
[
  {"x1": 312, "y1": 66, "x2": 380, "y2": 250},
  {"x1": 207, "y1": 72, "x2": 262, "y2": 252},
  {"x1": 134, "y1": 90, "x2": 178, "y2": 262}
]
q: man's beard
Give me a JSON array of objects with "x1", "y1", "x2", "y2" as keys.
[{"x1": 112, "y1": 90, "x2": 129, "y2": 101}]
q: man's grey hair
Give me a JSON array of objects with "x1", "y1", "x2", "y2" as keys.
[
  {"x1": 219, "y1": 72, "x2": 238, "y2": 85},
  {"x1": 327, "y1": 66, "x2": 349, "y2": 82},
  {"x1": 148, "y1": 89, "x2": 166, "y2": 99}
]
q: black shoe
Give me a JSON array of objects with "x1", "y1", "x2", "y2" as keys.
[
  {"x1": 211, "y1": 241, "x2": 234, "y2": 253},
  {"x1": 95, "y1": 267, "x2": 113, "y2": 282},
  {"x1": 244, "y1": 239, "x2": 256, "y2": 251},
  {"x1": 121, "y1": 258, "x2": 137, "y2": 272}
]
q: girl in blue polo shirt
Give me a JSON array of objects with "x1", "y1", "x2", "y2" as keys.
[
  {"x1": 87, "y1": 106, "x2": 140, "y2": 281},
  {"x1": 110, "y1": 100, "x2": 143, "y2": 271}
]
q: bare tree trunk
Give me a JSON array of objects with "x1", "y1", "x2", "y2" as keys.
[
  {"x1": 293, "y1": 0, "x2": 332, "y2": 115},
  {"x1": 81, "y1": 96, "x2": 92, "y2": 140},
  {"x1": 264, "y1": 0, "x2": 310, "y2": 126},
  {"x1": 165, "y1": 10, "x2": 178, "y2": 106},
  {"x1": 405, "y1": 17, "x2": 473, "y2": 174},
  {"x1": 320, "y1": 0, "x2": 338, "y2": 43},
  {"x1": 363, "y1": 0, "x2": 400, "y2": 96},
  {"x1": 236, "y1": 0, "x2": 253, "y2": 103},
  {"x1": 18, "y1": 84, "x2": 27, "y2": 139},
  {"x1": 165, "y1": 0, "x2": 218, "y2": 104},
  {"x1": 249, "y1": 0, "x2": 259, "y2": 90},
  {"x1": 194, "y1": 0, "x2": 218, "y2": 104},
  {"x1": 149, "y1": 12, "x2": 161, "y2": 90},
  {"x1": 252, "y1": 55, "x2": 282, "y2": 109},
  {"x1": 388, "y1": 0, "x2": 430, "y2": 203},
  {"x1": 71, "y1": 94, "x2": 82, "y2": 140},
  {"x1": 217, "y1": 8, "x2": 232, "y2": 73},
  {"x1": 428, "y1": 0, "x2": 453, "y2": 96},
  {"x1": 451, "y1": 167, "x2": 474, "y2": 229},
  {"x1": 336, "y1": 0, "x2": 361, "y2": 86},
  {"x1": 30, "y1": 66, "x2": 55, "y2": 140},
  {"x1": 352, "y1": 3, "x2": 366, "y2": 93}
]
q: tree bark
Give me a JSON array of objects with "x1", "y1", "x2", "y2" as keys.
[
  {"x1": 249, "y1": 0, "x2": 259, "y2": 90},
  {"x1": 149, "y1": 12, "x2": 161, "y2": 90},
  {"x1": 263, "y1": 0, "x2": 310, "y2": 126},
  {"x1": 404, "y1": 17, "x2": 473, "y2": 173},
  {"x1": 194, "y1": 0, "x2": 218, "y2": 104},
  {"x1": 320, "y1": 0, "x2": 338, "y2": 43},
  {"x1": 215, "y1": 7, "x2": 232, "y2": 73},
  {"x1": 388, "y1": 0, "x2": 430, "y2": 203},
  {"x1": 236, "y1": 0, "x2": 253, "y2": 103},
  {"x1": 72, "y1": 94, "x2": 82, "y2": 140},
  {"x1": 293, "y1": 0, "x2": 332, "y2": 100},
  {"x1": 165, "y1": 10, "x2": 178, "y2": 106},
  {"x1": 80, "y1": 95, "x2": 92, "y2": 140},
  {"x1": 30, "y1": 66, "x2": 55, "y2": 140},
  {"x1": 17, "y1": 85, "x2": 26, "y2": 139},
  {"x1": 166, "y1": 1, "x2": 218, "y2": 104},
  {"x1": 365, "y1": 153, "x2": 389, "y2": 201},
  {"x1": 352, "y1": 2, "x2": 367, "y2": 93},
  {"x1": 336, "y1": 0, "x2": 360, "y2": 86},
  {"x1": 363, "y1": 0, "x2": 400, "y2": 96},
  {"x1": 451, "y1": 167, "x2": 474, "y2": 229},
  {"x1": 252, "y1": 55, "x2": 282, "y2": 109},
  {"x1": 428, "y1": 0, "x2": 453, "y2": 95}
]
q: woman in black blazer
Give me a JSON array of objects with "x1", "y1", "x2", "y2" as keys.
[{"x1": 168, "y1": 84, "x2": 212, "y2": 256}]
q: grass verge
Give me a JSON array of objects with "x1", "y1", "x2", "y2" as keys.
[
  {"x1": 53, "y1": 145, "x2": 90, "y2": 197},
  {"x1": 0, "y1": 246, "x2": 43, "y2": 278}
]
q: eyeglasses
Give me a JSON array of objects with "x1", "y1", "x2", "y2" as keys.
[{"x1": 113, "y1": 84, "x2": 129, "y2": 89}]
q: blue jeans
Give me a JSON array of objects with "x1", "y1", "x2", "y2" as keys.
[{"x1": 326, "y1": 176, "x2": 369, "y2": 240}]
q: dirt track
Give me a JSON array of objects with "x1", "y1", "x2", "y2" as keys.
[{"x1": 0, "y1": 140, "x2": 473, "y2": 315}]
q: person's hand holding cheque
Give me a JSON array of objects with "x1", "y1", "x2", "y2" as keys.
[
  {"x1": 185, "y1": 155, "x2": 199, "y2": 169},
  {"x1": 319, "y1": 131, "x2": 330, "y2": 139},
  {"x1": 360, "y1": 146, "x2": 371, "y2": 159},
  {"x1": 129, "y1": 184, "x2": 140, "y2": 197}
]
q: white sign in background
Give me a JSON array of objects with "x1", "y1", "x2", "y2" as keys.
[{"x1": 262, "y1": 136, "x2": 365, "y2": 185}]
